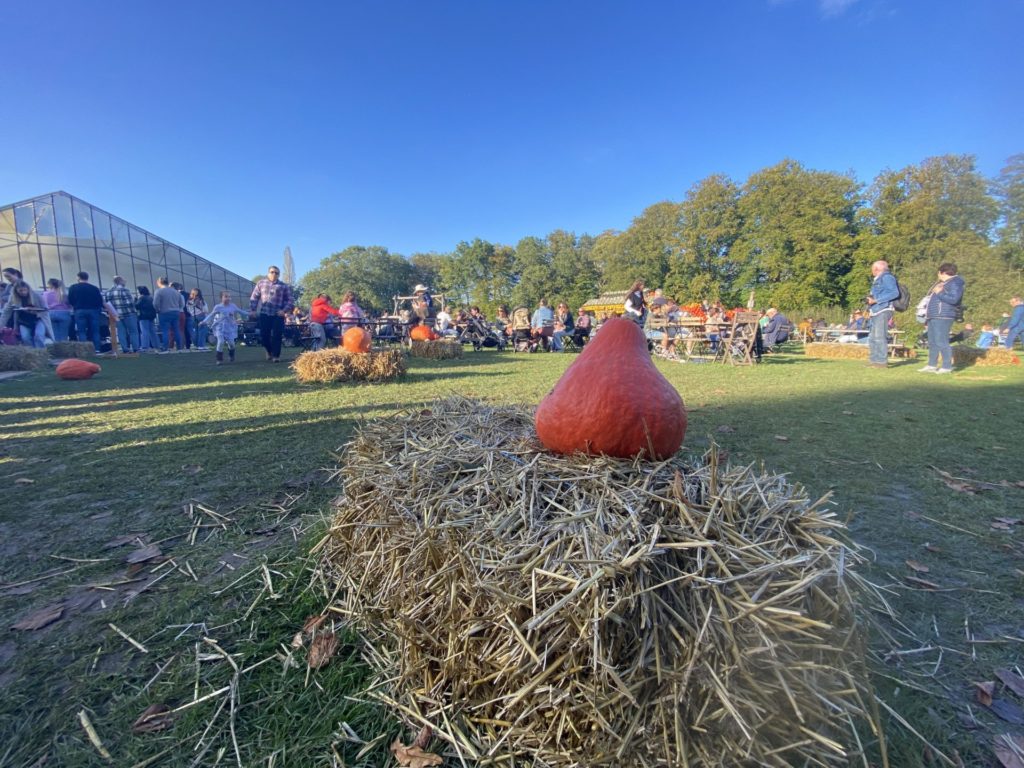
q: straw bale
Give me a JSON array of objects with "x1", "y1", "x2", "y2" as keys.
[
  {"x1": 0, "y1": 346, "x2": 50, "y2": 371},
  {"x1": 409, "y1": 339, "x2": 463, "y2": 359},
  {"x1": 804, "y1": 342, "x2": 869, "y2": 359},
  {"x1": 951, "y1": 344, "x2": 1020, "y2": 367},
  {"x1": 315, "y1": 397, "x2": 883, "y2": 767},
  {"x1": 48, "y1": 341, "x2": 96, "y2": 359},
  {"x1": 291, "y1": 348, "x2": 406, "y2": 384}
]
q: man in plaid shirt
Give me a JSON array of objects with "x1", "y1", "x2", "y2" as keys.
[
  {"x1": 105, "y1": 275, "x2": 140, "y2": 353},
  {"x1": 249, "y1": 265, "x2": 294, "y2": 362}
]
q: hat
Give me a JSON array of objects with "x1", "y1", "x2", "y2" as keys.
[
  {"x1": 649, "y1": 296, "x2": 668, "y2": 307},
  {"x1": 414, "y1": 284, "x2": 428, "y2": 294}
]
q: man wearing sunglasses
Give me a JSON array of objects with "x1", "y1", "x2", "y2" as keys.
[{"x1": 249, "y1": 266, "x2": 294, "y2": 362}]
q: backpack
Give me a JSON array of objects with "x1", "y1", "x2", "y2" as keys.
[{"x1": 892, "y1": 279, "x2": 911, "y2": 312}]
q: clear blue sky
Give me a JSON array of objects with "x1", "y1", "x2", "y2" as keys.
[{"x1": 2, "y1": 0, "x2": 1020, "y2": 280}]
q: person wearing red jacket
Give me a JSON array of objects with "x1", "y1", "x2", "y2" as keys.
[{"x1": 309, "y1": 293, "x2": 342, "y2": 350}]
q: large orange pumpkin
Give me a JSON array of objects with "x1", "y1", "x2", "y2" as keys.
[
  {"x1": 342, "y1": 326, "x2": 372, "y2": 353},
  {"x1": 409, "y1": 325, "x2": 438, "y2": 342},
  {"x1": 534, "y1": 316, "x2": 686, "y2": 460},
  {"x1": 56, "y1": 359, "x2": 101, "y2": 380}
]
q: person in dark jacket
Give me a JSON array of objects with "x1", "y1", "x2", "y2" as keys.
[
  {"x1": 919, "y1": 263, "x2": 965, "y2": 375},
  {"x1": 761, "y1": 308, "x2": 790, "y2": 350},
  {"x1": 136, "y1": 286, "x2": 158, "y2": 351},
  {"x1": 67, "y1": 271, "x2": 105, "y2": 353},
  {"x1": 1004, "y1": 296, "x2": 1024, "y2": 350}
]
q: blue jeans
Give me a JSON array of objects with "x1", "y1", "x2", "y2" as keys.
[
  {"x1": 927, "y1": 317, "x2": 954, "y2": 370},
  {"x1": 867, "y1": 311, "x2": 890, "y2": 364},
  {"x1": 1006, "y1": 326, "x2": 1023, "y2": 350},
  {"x1": 50, "y1": 310, "x2": 72, "y2": 341},
  {"x1": 20, "y1": 321, "x2": 47, "y2": 348},
  {"x1": 116, "y1": 315, "x2": 140, "y2": 352},
  {"x1": 192, "y1": 315, "x2": 209, "y2": 348},
  {"x1": 139, "y1": 318, "x2": 157, "y2": 350},
  {"x1": 159, "y1": 310, "x2": 183, "y2": 351},
  {"x1": 74, "y1": 308, "x2": 103, "y2": 352}
]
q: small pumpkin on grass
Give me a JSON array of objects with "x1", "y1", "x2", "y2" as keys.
[
  {"x1": 534, "y1": 316, "x2": 686, "y2": 459},
  {"x1": 56, "y1": 359, "x2": 101, "y2": 381},
  {"x1": 342, "y1": 326, "x2": 372, "y2": 354}
]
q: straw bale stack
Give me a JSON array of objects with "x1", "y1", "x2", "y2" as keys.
[
  {"x1": 803, "y1": 342, "x2": 869, "y2": 360},
  {"x1": 409, "y1": 339, "x2": 463, "y2": 359},
  {"x1": 951, "y1": 345, "x2": 1020, "y2": 367},
  {"x1": 291, "y1": 347, "x2": 406, "y2": 384},
  {"x1": 0, "y1": 346, "x2": 50, "y2": 371},
  {"x1": 315, "y1": 397, "x2": 883, "y2": 767},
  {"x1": 48, "y1": 341, "x2": 95, "y2": 359}
]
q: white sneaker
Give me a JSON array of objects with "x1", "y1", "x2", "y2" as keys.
[
  {"x1": 934, "y1": 368, "x2": 953, "y2": 374},
  {"x1": 918, "y1": 365, "x2": 937, "y2": 372}
]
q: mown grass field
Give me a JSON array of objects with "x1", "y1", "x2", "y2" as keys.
[{"x1": 1, "y1": 344, "x2": 1023, "y2": 767}]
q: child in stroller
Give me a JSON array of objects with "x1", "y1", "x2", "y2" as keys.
[{"x1": 457, "y1": 313, "x2": 507, "y2": 351}]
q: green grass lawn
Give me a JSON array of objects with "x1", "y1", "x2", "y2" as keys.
[{"x1": 1, "y1": 345, "x2": 1023, "y2": 767}]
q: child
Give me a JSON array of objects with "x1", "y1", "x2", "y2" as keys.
[
  {"x1": 975, "y1": 324, "x2": 996, "y2": 349},
  {"x1": 202, "y1": 291, "x2": 249, "y2": 364}
]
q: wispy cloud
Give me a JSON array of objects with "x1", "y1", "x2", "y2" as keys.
[{"x1": 819, "y1": 0, "x2": 860, "y2": 17}]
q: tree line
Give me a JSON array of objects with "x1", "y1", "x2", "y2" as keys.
[{"x1": 300, "y1": 153, "x2": 1024, "y2": 325}]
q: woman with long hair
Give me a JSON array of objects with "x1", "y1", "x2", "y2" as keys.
[
  {"x1": 338, "y1": 291, "x2": 365, "y2": 333},
  {"x1": 624, "y1": 280, "x2": 647, "y2": 326},
  {"x1": 186, "y1": 288, "x2": 209, "y2": 350},
  {"x1": 0, "y1": 280, "x2": 52, "y2": 347},
  {"x1": 43, "y1": 278, "x2": 73, "y2": 341}
]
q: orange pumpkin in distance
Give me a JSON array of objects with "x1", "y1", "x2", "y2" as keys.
[
  {"x1": 409, "y1": 325, "x2": 438, "y2": 342},
  {"x1": 534, "y1": 316, "x2": 686, "y2": 460},
  {"x1": 56, "y1": 359, "x2": 101, "y2": 380},
  {"x1": 342, "y1": 326, "x2": 372, "y2": 353}
]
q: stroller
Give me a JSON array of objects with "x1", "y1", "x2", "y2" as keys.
[
  {"x1": 509, "y1": 307, "x2": 537, "y2": 352},
  {"x1": 457, "y1": 315, "x2": 506, "y2": 351}
]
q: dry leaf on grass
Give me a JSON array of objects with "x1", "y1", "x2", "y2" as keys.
[
  {"x1": 995, "y1": 734, "x2": 1024, "y2": 768},
  {"x1": 181, "y1": 464, "x2": 202, "y2": 475},
  {"x1": 390, "y1": 738, "x2": 443, "y2": 767},
  {"x1": 715, "y1": 425, "x2": 735, "y2": 433},
  {"x1": 132, "y1": 703, "x2": 174, "y2": 733},
  {"x1": 934, "y1": 468, "x2": 979, "y2": 494},
  {"x1": 290, "y1": 632, "x2": 304, "y2": 649},
  {"x1": 976, "y1": 681, "x2": 996, "y2": 707},
  {"x1": 924, "y1": 543, "x2": 942, "y2": 553},
  {"x1": 906, "y1": 559, "x2": 930, "y2": 573},
  {"x1": 125, "y1": 544, "x2": 162, "y2": 564},
  {"x1": 302, "y1": 614, "x2": 327, "y2": 634},
  {"x1": 412, "y1": 725, "x2": 432, "y2": 749},
  {"x1": 307, "y1": 632, "x2": 338, "y2": 669},
  {"x1": 993, "y1": 521, "x2": 1015, "y2": 531},
  {"x1": 14, "y1": 477, "x2": 34, "y2": 485},
  {"x1": 990, "y1": 699, "x2": 1024, "y2": 725},
  {"x1": 12, "y1": 603, "x2": 64, "y2": 630},
  {"x1": 996, "y1": 668, "x2": 1024, "y2": 698},
  {"x1": 995, "y1": 518, "x2": 1023, "y2": 526},
  {"x1": 773, "y1": 434, "x2": 789, "y2": 442},
  {"x1": 103, "y1": 534, "x2": 146, "y2": 550}
]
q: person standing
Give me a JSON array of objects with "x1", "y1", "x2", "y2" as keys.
[
  {"x1": 186, "y1": 288, "x2": 209, "y2": 350},
  {"x1": 624, "y1": 281, "x2": 647, "y2": 326},
  {"x1": 1004, "y1": 296, "x2": 1024, "y2": 350},
  {"x1": 43, "y1": 278, "x2": 73, "y2": 341},
  {"x1": 202, "y1": 291, "x2": 248, "y2": 364},
  {"x1": 919, "y1": 263, "x2": 965, "y2": 374},
  {"x1": 864, "y1": 260, "x2": 899, "y2": 369},
  {"x1": 105, "y1": 276, "x2": 140, "y2": 353},
  {"x1": 154, "y1": 277, "x2": 185, "y2": 353},
  {"x1": 136, "y1": 286, "x2": 157, "y2": 351},
  {"x1": 67, "y1": 271, "x2": 105, "y2": 353},
  {"x1": 249, "y1": 265, "x2": 294, "y2": 362}
]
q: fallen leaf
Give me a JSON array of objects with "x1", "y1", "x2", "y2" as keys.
[
  {"x1": 181, "y1": 464, "x2": 202, "y2": 475},
  {"x1": 934, "y1": 467, "x2": 979, "y2": 494},
  {"x1": 103, "y1": 534, "x2": 146, "y2": 550},
  {"x1": 924, "y1": 543, "x2": 942, "y2": 553},
  {"x1": 993, "y1": 522, "x2": 1014, "y2": 531},
  {"x1": 412, "y1": 725, "x2": 432, "y2": 749},
  {"x1": 975, "y1": 681, "x2": 996, "y2": 707},
  {"x1": 994, "y1": 734, "x2": 1024, "y2": 768},
  {"x1": 290, "y1": 632, "x2": 304, "y2": 649},
  {"x1": 906, "y1": 576, "x2": 942, "y2": 589},
  {"x1": 308, "y1": 632, "x2": 338, "y2": 670},
  {"x1": 995, "y1": 518, "x2": 1023, "y2": 526},
  {"x1": 715, "y1": 425, "x2": 735, "y2": 433},
  {"x1": 132, "y1": 703, "x2": 174, "y2": 733},
  {"x1": 773, "y1": 435, "x2": 789, "y2": 442},
  {"x1": 126, "y1": 544, "x2": 162, "y2": 564},
  {"x1": 12, "y1": 603, "x2": 64, "y2": 630},
  {"x1": 302, "y1": 614, "x2": 327, "y2": 634},
  {"x1": 991, "y1": 699, "x2": 1024, "y2": 725},
  {"x1": 15, "y1": 478, "x2": 34, "y2": 485},
  {"x1": 906, "y1": 559, "x2": 930, "y2": 573},
  {"x1": 841, "y1": 410, "x2": 855, "y2": 416},
  {"x1": 996, "y1": 668, "x2": 1024, "y2": 698},
  {"x1": 391, "y1": 738, "x2": 443, "y2": 768}
]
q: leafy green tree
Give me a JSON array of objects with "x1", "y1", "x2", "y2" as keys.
[
  {"x1": 600, "y1": 202, "x2": 682, "y2": 291},
  {"x1": 993, "y1": 153, "x2": 1024, "y2": 270},
  {"x1": 299, "y1": 245, "x2": 413, "y2": 314},
  {"x1": 547, "y1": 230, "x2": 599, "y2": 311},
  {"x1": 734, "y1": 160, "x2": 860, "y2": 309},
  {"x1": 440, "y1": 239, "x2": 516, "y2": 313},
  {"x1": 510, "y1": 236, "x2": 553, "y2": 309},
  {"x1": 408, "y1": 252, "x2": 447, "y2": 295}
]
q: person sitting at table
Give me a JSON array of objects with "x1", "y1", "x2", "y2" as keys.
[
  {"x1": 551, "y1": 302, "x2": 574, "y2": 351},
  {"x1": 309, "y1": 293, "x2": 342, "y2": 350},
  {"x1": 645, "y1": 302, "x2": 678, "y2": 359},
  {"x1": 705, "y1": 307, "x2": 726, "y2": 352},
  {"x1": 531, "y1": 298, "x2": 554, "y2": 351},
  {"x1": 761, "y1": 308, "x2": 790, "y2": 351},
  {"x1": 572, "y1": 308, "x2": 592, "y2": 347},
  {"x1": 338, "y1": 291, "x2": 365, "y2": 333}
]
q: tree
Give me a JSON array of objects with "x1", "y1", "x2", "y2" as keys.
[
  {"x1": 299, "y1": 245, "x2": 413, "y2": 314},
  {"x1": 600, "y1": 202, "x2": 682, "y2": 291},
  {"x1": 994, "y1": 153, "x2": 1024, "y2": 269},
  {"x1": 510, "y1": 236, "x2": 553, "y2": 309},
  {"x1": 734, "y1": 160, "x2": 861, "y2": 309},
  {"x1": 548, "y1": 231, "x2": 599, "y2": 311},
  {"x1": 408, "y1": 252, "x2": 447, "y2": 295},
  {"x1": 441, "y1": 239, "x2": 516, "y2": 313}
]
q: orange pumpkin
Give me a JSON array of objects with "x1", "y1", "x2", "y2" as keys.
[
  {"x1": 342, "y1": 326, "x2": 372, "y2": 353},
  {"x1": 409, "y1": 325, "x2": 438, "y2": 342},
  {"x1": 56, "y1": 359, "x2": 101, "y2": 380},
  {"x1": 534, "y1": 316, "x2": 686, "y2": 460}
]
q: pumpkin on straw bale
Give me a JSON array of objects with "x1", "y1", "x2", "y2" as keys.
[
  {"x1": 951, "y1": 344, "x2": 1020, "y2": 367},
  {"x1": 291, "y1": 347, "x2": 406, "y2": 384},
  {"x1": 313, "y1": 397, "x2": 886, "y2": 767},
  {"x1": 0, "y1": 346, "x2": 50, "y2": 371},
  {"x1": 48, "y1": 341, "x2": 96, "y2": 359},
  {"x1": 409, "y1": 324, "x2": 438, "y2": 342},
  {"x1": 408, "y1": 339, "x2": 462, "y2": 359},
  {"x1": 342, "y1": 326, "x2": 372, "y2": 354}
]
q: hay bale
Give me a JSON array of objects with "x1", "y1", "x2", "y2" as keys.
[
  {"x1": 0, "y1": 346, "x2": 50, "y2": 371},
  {"x1": 315, "y1": 397, "x2": 883, "y2": 767},
  {"x1": 409, "y1": 339, "x2": 463, "y2": 359},
  {"x1": 952, "y1": 345, "x2": 1020, "y2": 367},
  {"x1": 291, "y1": 348, "x2": 406, "y2": 384},
  {"x1": 48, "y1": 341, "x2": 95, "y2": 359},
  {"x1": 804, "y1": 341, "x2": 869, "y2": 359}
]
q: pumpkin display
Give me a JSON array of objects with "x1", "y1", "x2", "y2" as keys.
[
  {"x1": 342, "y1": 326, "x2": 372, "y2": 354},
  {"x1": 534, "y1": 316, "x2": 686, "y2": 460},
  {"x1": 56, "y1": 359, "x2": 101, "y2": 381},
  {"x1": 409, "y1": 325, "x2": 438, "y2": 342}
]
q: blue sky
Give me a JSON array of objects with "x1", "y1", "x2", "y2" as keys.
[{"x1": 2, "y1": 0, "x2": 1020, "y2": 279}]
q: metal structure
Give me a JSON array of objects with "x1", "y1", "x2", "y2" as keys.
[{"x1": 0, "y1": 191, "x2": 254, "y2": 300}]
